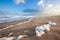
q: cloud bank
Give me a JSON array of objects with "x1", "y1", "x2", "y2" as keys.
[{"x1": 36, "y1": 5, "x2": 60, "y2": 17}]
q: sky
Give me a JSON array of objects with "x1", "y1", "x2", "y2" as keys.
[
  {"x1": 0, "y1": 0, "x2": 60, "y2": 16},
  {"x1": 0, "y1": 0, "x2": 39, "y2": 13}
]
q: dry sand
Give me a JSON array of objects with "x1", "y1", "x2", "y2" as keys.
[{"x1": 0, "y1": 15, "x2": 60, "y2": 40}]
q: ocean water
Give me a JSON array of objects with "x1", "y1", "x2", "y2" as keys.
[{"x1": 0, "y1": 15, "x2": 34, "y2": 23}]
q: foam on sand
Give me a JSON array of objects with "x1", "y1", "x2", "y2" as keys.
[{"x1": 35, "y1": 22, "x2": 56, "y2": 37}]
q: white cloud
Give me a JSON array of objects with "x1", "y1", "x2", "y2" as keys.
[
  {"x1": 38, "y1": 0, "x2": 44, "y2": 7},
  {"x1": 13, "y1": 0, "x2": 25, "y2": 4},
  {"x1": 48, "y1": 4, "x2": 53, "y2": 8}
]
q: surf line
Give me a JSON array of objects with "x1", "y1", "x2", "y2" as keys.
[{"x1": 0, "y1": 18, "x2": 34, "y2": 31}]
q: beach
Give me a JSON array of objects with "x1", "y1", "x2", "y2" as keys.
[{"x1": 0, "y1": 15, "x2": 60, "y2": 40}]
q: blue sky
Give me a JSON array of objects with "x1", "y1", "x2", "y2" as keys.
[
  {"x1": 0, "y1": 0, "x2": 60, "y2": 16},
  {"x1": 0, "y1": 0, "x2": 39, "y2": 13}
]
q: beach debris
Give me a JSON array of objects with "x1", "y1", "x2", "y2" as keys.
[
  {"x1": 3, "y1": 28, "x2": 7, "y2": 30},
  {"x1": 8, "y1": 32, "x2": 13, "y2": 36},
  {"x1": 0, "y1": 35, "x2": 28, "y2": 40},
  {"x1": 6, "y1": 26, "x2": 10, "y2": 28},
  {"x1": 0, "y1": 37, "x2": 14, "y2": 40},
  {"x1": 9, "y1": 25, "x2": 15, "y2": 27},
  {"x1": 17, "y1": 35, "x2": 28, "y2": 40},
  {"x1": 35, "y1": 21, "x2": 56, "y2": 37},
  {"x1": 24, "y1": 30, "x2": 29, "y2": 33}
]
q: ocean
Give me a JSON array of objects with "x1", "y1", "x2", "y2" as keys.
[{"x1": 0, "y1": 15, "x2": 34, "y2": 23}]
